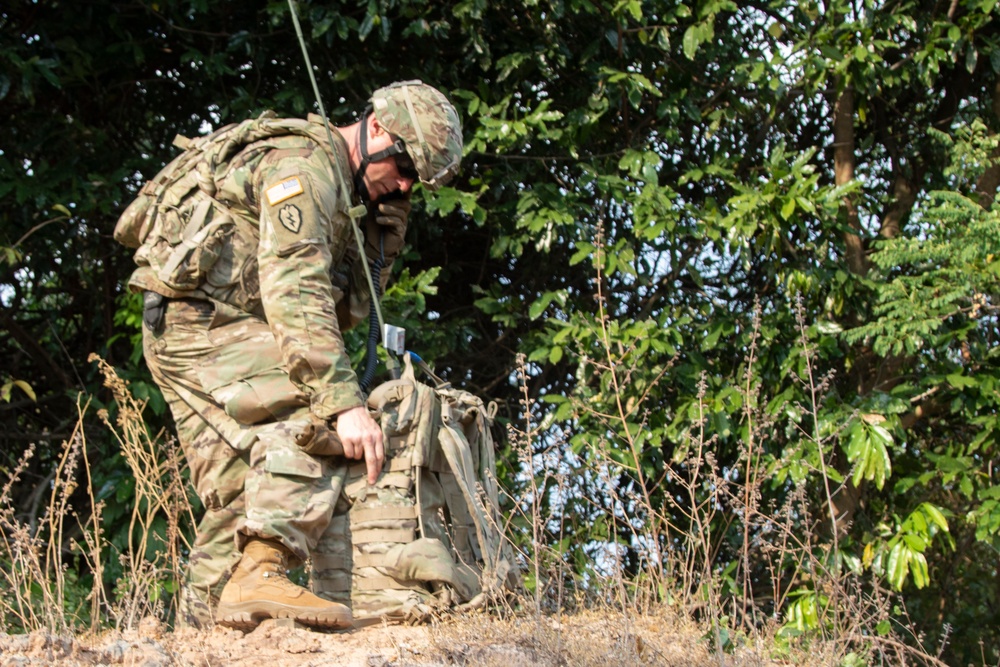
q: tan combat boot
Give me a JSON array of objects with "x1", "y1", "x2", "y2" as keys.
[{"x1": 215, "y1": 538, "x2": 352, "y2": 631}]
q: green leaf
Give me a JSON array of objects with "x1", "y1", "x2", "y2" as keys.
[
  {"x1": 920, "y1": 503, "x2": 950, "y2": 533},
  {"x1": 549, "y1": 346, "x2": 564, "y2": 364},
  {"x1": 903, "y1": 533, "x2": 927, "y2": 552},
  {"x1": 966, "y1": 46, "x2": 979, "y2": 74},
  {"x1": 528, "y1": 298, "x2": 548, "y2": 320},
  {"x1": 701, "y1": 322, "x2": 726, "y2": 351},
  {"x1": 358, "y1": 13, "x2": 376, "y2": 40},
  {"x1": 682, "y1": 25, "x2": 700, "y2": 60},
  {"x1": 816, "y1": 320, "x2": 843, "y2": 334},
  {"x1": 887, "y1": 540, "x2": 908, "y2": 589},
  {"x1": 946, "y1": 373, "x2": 976, "y2": 388},
  {"x1": 820, "y1": 45, "x2": 844, "y2": 61},
  {"x1": 528, "y1": 291, "x2": 565, "y2": 320},
  {"x1": 780, "y1": 197, "x2": 796, "y2": 220},
  {"x1": 569, "y1": 243, "x2": 595, "y2": 266},
  {"x1": 911, "y1": 550, "x2": 929, "y2": 588}
]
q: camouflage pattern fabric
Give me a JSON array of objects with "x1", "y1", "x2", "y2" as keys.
[
  {"x1": 370, "y1": 81, "x2": 463, "y2": 191},
  {"x1": 309, "y1": 496, "x2": 354, "y2": 606},
  {"x1": 143, "y1": 298, "x2": 353, "y2": 626},
  {"x1": 120, "y1": 88, "x2": 467, "y2": 628},
  {"x1": 134, "y1": 125, "x2": 370, "y2": 627},
  {"x1": 131, "y1": 123, "x2": 376, "y2": 420},
  {"x1": 175, "y1": 493, "x2": 245, "y2": 627}
]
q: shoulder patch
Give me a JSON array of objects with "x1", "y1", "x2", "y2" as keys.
[
  {"x1": 265, "y1": 176, "x2": 304, "y2": 206},
  {"x1": 278, "y1": 204, "x2": 303, "y2": 234}
]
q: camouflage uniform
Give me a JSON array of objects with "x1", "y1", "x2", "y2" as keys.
[
  {"x1": 124, "y1": 81, "x2": 463, "y2": 628},
  {"x1": 137, "y1": 125, "x2": 369, "y2": 626}
]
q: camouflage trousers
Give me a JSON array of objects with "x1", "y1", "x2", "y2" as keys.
[{"x1": 142, "y1": 297, "x2": 353, "y2": 628}]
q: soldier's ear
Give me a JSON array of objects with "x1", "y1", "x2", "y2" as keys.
[{"x1": 370, "y1": 117, "x2": 390, "y2": 138}]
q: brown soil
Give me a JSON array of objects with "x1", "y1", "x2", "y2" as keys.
[{"x1": 0, "y1": 609, "x2": 762, "y2": 666}]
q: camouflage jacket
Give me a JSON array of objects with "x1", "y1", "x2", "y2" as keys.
[{"x1": 128, "y1": 121, "x2": 374, "y2": 419}]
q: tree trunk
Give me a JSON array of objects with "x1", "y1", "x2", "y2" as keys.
[
  {"x1": 880, "y1": 174, "x2": 918, "y2": 240},
  {"x1": 834, "y1": 84, "x2": 867, "y2": 275},
  {"x1": 976, "y1": 79, "x2": 1000, "y2": 210},
  {"x1": 830, "y1": 82, "x2": 867, "y2": 538}
]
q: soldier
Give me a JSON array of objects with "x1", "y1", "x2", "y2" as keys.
[{"x1": 119, "y1": 81, "x2": 462, "y2": 630}]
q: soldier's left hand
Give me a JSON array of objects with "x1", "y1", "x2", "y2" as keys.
[{"x1": 365, "y1": 197, "x2": 411, "y2": 262}]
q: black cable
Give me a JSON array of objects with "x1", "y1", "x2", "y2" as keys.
[{"x1": 358, "y1": 231, "x2": 384, "y2": 394}]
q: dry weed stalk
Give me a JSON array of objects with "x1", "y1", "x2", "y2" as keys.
[
  {"x1": 0, "y1": 397, "x2": 107, "y2": 633},
  {"x1": 590, "y1": 227, "x2": 669, "y2": 589},
  {"x1": 581, "y1": 226, "x2": 673, "y2": 615},
  {"x1": 507, "y1": 352, "x2": 572, "y2": 621},
  {"x1": 498, "y1": 224, "x2": 696, "y2": 658},
  {"x1": 0, "y1": 357, "x2": 195, "y2": 635},
  {"x1": 704, "y1": 297, "x2": 954, "y2": 665},
  {"x1": 88, "y1": 353, "x2": 194, "y2": 630},
  {"x1": 0, "y1": 442, "x2": 44, "y2": 632}
]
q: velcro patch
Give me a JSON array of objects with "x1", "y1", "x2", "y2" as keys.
[
  {"x1": 265, "y1": 176, "x2": 304, "y2": 206},
  {"x1": 278, "y1": 204, "x2": 303, "y2": 234}
]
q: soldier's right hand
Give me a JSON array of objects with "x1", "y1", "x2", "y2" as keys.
[{"x1": 335, "y1": 405, "x2": 385, "y2": 484}]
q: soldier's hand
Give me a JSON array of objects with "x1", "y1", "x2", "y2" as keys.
[
  {"x1": 365, "y1": 197, "x2": 411, "y2": 263},
  {"x1": 335, "y1": 405, "x2": 384, "y2": 484}
]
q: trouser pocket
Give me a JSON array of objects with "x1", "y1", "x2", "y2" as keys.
[{"x1": 195, "y1": 310, "x2": 308, "y2": 425}]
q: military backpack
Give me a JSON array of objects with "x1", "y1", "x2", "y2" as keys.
[
  {"x1": 114, "y1": 110, "x2": 357, "y2": 299},
  {"x1": 313, "y1": 353, "x2": 519, "y2": 622}
]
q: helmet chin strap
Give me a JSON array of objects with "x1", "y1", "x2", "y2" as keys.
[
  {"x1": 354, "y1": 109, "x2": 409, "y2": 204},
  {"x1": 354, "y1": 110, "x2": 373, "y2": 203}
]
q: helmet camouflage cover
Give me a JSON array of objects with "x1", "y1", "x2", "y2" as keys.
[{"x1": 371, "y1": 80, "x2": 463, "y2": 191}]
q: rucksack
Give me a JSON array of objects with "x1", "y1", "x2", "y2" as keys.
[
  {"x1": 317, "y1": 353, "x2": 519, "y2": 623},
  {"x1": 114, "y1": 111, "x2": 359, "y2": 295}
]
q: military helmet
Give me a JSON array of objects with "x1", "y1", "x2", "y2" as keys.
[{"x1": 370, "y1": 80, "x2": 463, "y2": 191}]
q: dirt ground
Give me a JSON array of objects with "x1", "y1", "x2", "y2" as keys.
[{"x1": 0, "y1": 608, "x2": 761, "y2": 667}]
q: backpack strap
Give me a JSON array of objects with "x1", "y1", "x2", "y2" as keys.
[
  {"x1": 156, "y1": 196, "x2": 217, "y2": 282},
  {"x1": 435, "y1": 399, "x2": 511, "y2": 594}
]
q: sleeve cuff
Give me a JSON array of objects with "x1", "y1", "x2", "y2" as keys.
[{"x1": 310, "y1": 382, "x2": 366, "y2": 420}]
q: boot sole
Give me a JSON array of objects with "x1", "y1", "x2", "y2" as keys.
[{"x1": 216, "y1": 601, "x2": 352, "y2": 632}]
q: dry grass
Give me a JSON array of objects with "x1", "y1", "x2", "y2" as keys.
[
  {"x1": 487, "y1": 236, "x2": 955, "y2": 667},
  {"x1": 0, "y1": 330, "x2": 960, "y2": 666},
  {"x1": 0, "y1": 357, "x2": 193, "y2": 637},
  {"x1": 88, "y1": 354, "x2": 194, "y2": 631},
  {"x1": 0, "y1": 396, "x2": 103, "y2": 635}
]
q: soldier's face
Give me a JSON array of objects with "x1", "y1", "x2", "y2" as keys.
[{"x1": 365, "y1": 120, "x2": 417, "y2": 201}]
